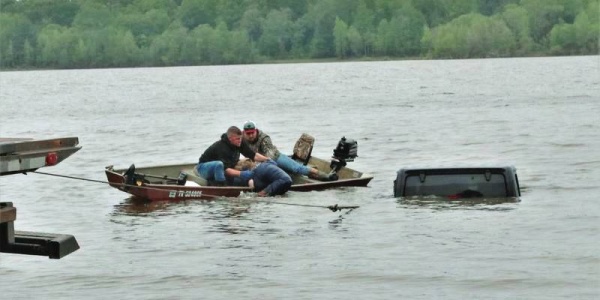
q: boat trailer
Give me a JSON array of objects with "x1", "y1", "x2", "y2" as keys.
[{"x1": 0, "y1": 137, "x2": 81, "y2": 259}]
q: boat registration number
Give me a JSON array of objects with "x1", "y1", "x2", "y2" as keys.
[{"x1": 169, "y1": 190, "x2": 203, "y2": 198}]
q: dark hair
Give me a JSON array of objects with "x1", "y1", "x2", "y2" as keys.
[{"x1": 227, "y1": 126, "x2": 242, "y2": 136}]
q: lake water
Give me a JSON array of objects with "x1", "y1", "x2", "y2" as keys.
[{"x1": 1, "y1": 56, "x2": 599, "y2": 299}]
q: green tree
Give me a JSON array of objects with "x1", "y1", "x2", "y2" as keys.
[
  {"x1": 36, "y1": 24, "x2": 66, "y2": 67},
  {"x1": 373, "y1": 18, "x2": 391, "y2": 55},
  {"x1": 72, "y1": 36, "x2": 89, "y2": 68},
  {"x1": 129, "y1": 0, "x2": 178, "y2": 15},
  {"x1": 188, "y1": 24, "x2": 216, "y2": 64},
  {"x1": 581, "y1": 1, "x2": 600, "y2": 53},
  {"x1": 23, "y1": 39, "x2": 35, "y2": 66},
  {"x1": 549, "y1": 22, "x2": 578, "y2": 54},
  {"x1": 2, "y1": 41, "x2": 15, "y2": 68},
  {"x1": 428, "y1": 13, "x2": 515, "y2": 58},
  {"x1": 289, "y1": 16, "x2": 312, "y2": 57},
  {"x1": 72, "y1": 2, "x2": 112, "y2": 29},
  {"x1": 447, "y1": 0, "x2": 478, "y2": 19},
  {"x1": 501, "y1": 4, "x2": 534, "y2": 55},
  {"x1": 258, "y1": 9, "x2": 294, "y2": 58},
  {"x1": 556, "y1": 0, "x2": 586, "y2": 23},
  {"x1": 346, "y1": 25, "x2": 364, "y2": 56},
  {"x1": 228, "y1": 30, "x2": 257, "y2": 64},
  {"x1": 393, "y1": 4, "x2": 427, "y2": 56},
  {"x1": 0, "y1": 13, "x2": 35, "y2": 67},
  {"x1": 104, "y1": 29, "x2": 141, "y2": 67},
  {"x1": 178, "y1": 0, "x2": 217, "y2": 29},
  {"x1": 550, "y1": 10, "x2": 599, "y2": 54},
  {"x1": 280, "y1": 0, "x2": 309, "y2": 18},
  {"x1": 148, "y1": 21, "x2": 187, "y2": 65},
  {"x1": 216, "y1": 0, "x2": 247, "y2": 29},
  {"x1": 114, "y1": 9, "x2": 170, "y2": 47},
  {"x1": 411, "y1": 0, "x2": 449, "y2": 27},
  {"x1": 78, "y1": 28, "x2": 112, "y2": 68},
  {"x1": 215, "y1": 21, "x2": 234, "y2": 64},
  {"x1": 521, "y1": 0, "x2": 564, "y2": 44},
  {"x1": 477, "y1": 0, "x2": 519, "y2": 16},
  {"x1": 373, "y1": 3, "x2": 425, "y2": 56},
  {"x1": 333, "y1": 17, "x2": 349, "y2": 58},
  {"x1": 466, "y1": 15, "x2": 516, "y2": 57},
  {"x1": 353, "y1": 0, "x2": 375, "y2": 55},
  {"x1": 240, "y1": 8, "x2": 264, "y2": 42},
  {"x1": 307, "y1": 0, "x2": 337, "y2": 58}
]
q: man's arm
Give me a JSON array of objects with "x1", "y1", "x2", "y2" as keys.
[
  {"x1": 260, "y1": 136, "x2": 280, "y2": 159},
  {"x1": 253, "y1": 152, "x2": 270, "y2": 162},
  {"x1": 225, "y1": 168, "x2": 253, "y2": 180},
  {"x1": 241, "y1": 140, "x2": 270, "y2": 162}
]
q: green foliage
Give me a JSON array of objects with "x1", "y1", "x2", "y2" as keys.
[
  {"x1": 258, "y1": 9, "x2": 294, "y2": 58},
  {"x1": 550, "y1": 9, "x2": 599, "y2": 54},
  {"x1": 0, "y1": 13, "x2": 35, "y2": 67},
  {"x1": 73, "y1": 2, "x2": 112, "y2": 29},
  {"x1": 4, "y1": 0, "x2": 81, "y2": 26},
  {"x1": 178, "y1": 0, "x2": 217, "y2": 29},
  {"x1": 411, "y1": 0, "x2": 449, "y2": 27},
  {"x1": 428, "y1": 13, "x2": 515, "y2": 58},
  {"x1": 0, "y1": 0, "x2": 596, "y2": 69},
  {"x1": 333, "y1": 17, "x2": 349, "y2": 58},
  {"x1": 521, "y1": 0, "x2": 564, "y2": 44},
  {"x1": 373, "y1": 3, "x2": 426, "y2": 56},
  {"x1": 478, "y1": 0, "x2": 519, "y2": 16},
  {"x1": 346, "y1": 26, "x2": 364, "y2": 56},
  {"x1": 113, "y1": 9, "x2": 170, "y2": 47},
  {"x1": 501, "y1": 4, "x2": 534, "y2": 55},
  {"x1": 307, "y1": 0, "x2": 337, "y2": 58},
  {"x1": 353, "y1": 0, "x2": 374, "y2": 34}
]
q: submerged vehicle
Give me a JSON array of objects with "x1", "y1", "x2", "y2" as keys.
[
  {"x1": 106, "y1": 135, "x2": 373, "y2": 201},
  {"x1": 393, "y1": 166, "x2": 521, "y2": 199}
]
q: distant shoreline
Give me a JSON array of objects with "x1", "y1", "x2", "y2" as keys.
[{"x1": 0, "y1": 54, "x2": 594, "y2": 72}]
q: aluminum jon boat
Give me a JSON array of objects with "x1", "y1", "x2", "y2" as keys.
[{"x1": 105, "y1": 136, "x2": 373, "y2": 201}]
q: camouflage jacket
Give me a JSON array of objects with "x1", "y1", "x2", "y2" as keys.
[{"x1": 246, "y1": 130, "x2": 281, "y2": 160}]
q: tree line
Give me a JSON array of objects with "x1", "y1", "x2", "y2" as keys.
[{"x1": 1, "y1": 0, "x2": 598, "y2": 69}]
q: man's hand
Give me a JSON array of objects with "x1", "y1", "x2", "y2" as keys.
[{"x1": 254, "y1": 153, "x2": 270, "y2": 162}]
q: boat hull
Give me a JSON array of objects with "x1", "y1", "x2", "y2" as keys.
[
  {"x1": 105, "y1": 166, "x2": 250, "y2": 201},
  {"x1": 105, "y1": 157, "x2": 373, "y2": 201}
]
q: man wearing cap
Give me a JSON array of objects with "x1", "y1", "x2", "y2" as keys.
[
  {"x1": 242, "y1": 121, "x2": 337, "y2": 181},
  {"x1": 197, "y1": 126, "x2": 270, "y2": 186}
]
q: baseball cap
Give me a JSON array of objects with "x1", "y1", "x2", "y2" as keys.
[{"x1": 243, "y1": 121, "x2": 256, "y2": 133}]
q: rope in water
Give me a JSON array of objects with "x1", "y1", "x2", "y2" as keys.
[
  {"x1": 239, "y1": 198, "x2": 359, "y2": 212},
  {"x1": 30, "y1": 170, "x2": 359, "y2": 212}
]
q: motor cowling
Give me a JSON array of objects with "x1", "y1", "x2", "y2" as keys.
[
  {"x1": 330, "y1": 137, "x2": 358, "y2": 172},
  {"x1": 333, "y1": 137, "x2": 358, "y2": 162}
]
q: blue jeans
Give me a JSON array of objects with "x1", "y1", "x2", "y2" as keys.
[
  {"x1": 276, "y1": 154, "x2": 310, "y2": 176},
  {"x1": 253, "y1": 161, "x2": 292, "y2": 196},
  {"x1": 196, "y1": 161, "x2": 226, "y2": 183}
]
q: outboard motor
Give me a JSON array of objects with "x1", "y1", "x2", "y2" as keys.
[{"x1": 330, "y1": 137, "x2": 358, "y2": 172}]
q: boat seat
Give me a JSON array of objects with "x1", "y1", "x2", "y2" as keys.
[
  {"x1": 292, "y1": 133, "x2": 314, "y2": 165},
  {"x1": 181, "y1": 168, "x2": 208, "y2": 186}
]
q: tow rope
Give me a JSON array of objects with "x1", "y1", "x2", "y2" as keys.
[
  {"x1": 29, "y1": 170, "x2": 359, "y2": 213},
  {"x1": 242, "y1": 199, "x2": 359, "y2": 212}
]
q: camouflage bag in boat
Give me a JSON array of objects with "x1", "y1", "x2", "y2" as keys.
[{"x1": 292, "y1": 133, "x2": 314, "y2": 165}]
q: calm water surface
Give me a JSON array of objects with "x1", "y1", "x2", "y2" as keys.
[{"x1": 1, "y1": 56, "x2": 599, "y2": 299}]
